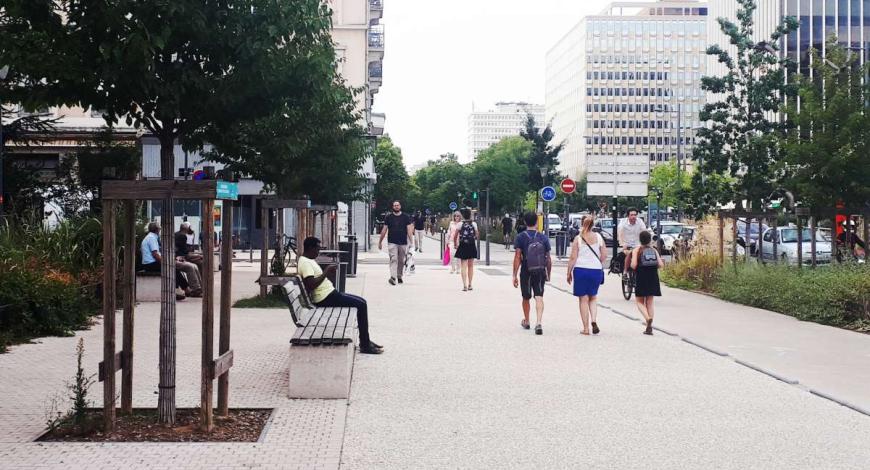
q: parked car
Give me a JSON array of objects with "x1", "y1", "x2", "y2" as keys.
[
  {"x1": 546, "y1": 214, "x2": 563, "y2": 236},
  {"x1": 653, "y1": 221, "x2": 693, "y2": 255},
  {"x1": 736, "y1": 218, "x2": 769, "y2": 257},
  {"x1": 759, "y1": 226, "x2": 832, "y2": 265},
  {"x1": 594, "y1": 218, "x2": 617, "y2": 247}
]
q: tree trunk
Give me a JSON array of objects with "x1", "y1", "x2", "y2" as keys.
[{"x1": 158, "y1": 134, "x2": 177, "y2": 425}]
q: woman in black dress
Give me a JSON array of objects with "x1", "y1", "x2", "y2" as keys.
[
  {"x1": 453, "y1": 208, "x2": 479, "y2": 291},
  {"x1": 631, "y1": 230, "x2": 663, "y2": 335}
]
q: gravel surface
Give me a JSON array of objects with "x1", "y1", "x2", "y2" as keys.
[{"x1": 341, "y1": 264, "x2": 870, "y2": 469}]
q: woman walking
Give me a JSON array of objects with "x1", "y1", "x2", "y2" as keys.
[
  {"x1": 453, "y1": 208, "x2": 479, "y2": 291},
  {"x1": 446, "y1": 211, "x2": 462, "y2": 274},
  {"x1": 631, "y1": 230, "x2": 663, "y2": 335},
  {"x1": 567, "y1": 216, "x2": 607, "y2": 335}
]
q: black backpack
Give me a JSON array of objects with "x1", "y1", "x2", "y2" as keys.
[{"x1": 640, "y1": 246, "x2": 659, "y2": 267}]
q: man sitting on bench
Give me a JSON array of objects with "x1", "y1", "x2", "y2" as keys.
[{"x1": 298, "y1": 236, "x2": 384, "y2": 355}]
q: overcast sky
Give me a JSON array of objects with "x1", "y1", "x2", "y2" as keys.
[{"x1": 371, "y1": 0, "x2": 619, "y2": 166}]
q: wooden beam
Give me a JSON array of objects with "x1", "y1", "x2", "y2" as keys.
[
  {"x1": 260, "y1": 206, "x2": 269, "y2": 298},
  {"x1": 718, "y1": 214, "x2": 725, "y2": 266},
  {"x1": 98, "y1": 350, "x2": 124, "y2": 382},
  {"x1": 212, "y1": 350, "x2": 234, "y2": 380},
  {"x1": 200, "y1": 199, "x2": 216, "y2": 433},
  {"x1": 102, "y1": 180, "x2": 238, "y2": 201},
  {"x1": 257, "y1": 275, "x2": 300, "y2": 286},
  {"x1": 261, "y1": 198, "x2": 310, "y2": 209},
  {"x1": 158, "y1": 196, "x2": 177, "y2": 425},
  {"x1": 102, "y1": 199, "x2": 117, "y2": 432},
  {"x1": 121, "y1": 201, "x2": 136, "y2": 414},
  {"x1": 217, "y1": 204, "x2": 234, "y2": 416}
]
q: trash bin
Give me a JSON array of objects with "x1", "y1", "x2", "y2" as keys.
[
  {"x1": 555, "y1": 231, "x2": 567, "y2": 259},
  {"x1": 347, "y1": 235, "x2": 358, "y2": 276},
  {"x1": 337, "y1": 262, "x2": 348, "y2": 293},
  {"x1": 339, "y1": 241, "x2": 356, "y2": 278}
]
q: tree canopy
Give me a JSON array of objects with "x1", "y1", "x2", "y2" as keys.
[{"x1": 373, "y1": 137, "x2": 412, "y2": 215}]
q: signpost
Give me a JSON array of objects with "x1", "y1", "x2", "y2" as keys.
[
  {"x1": 586, "y1": 154, "x2": 650, "y2": 258},
  {"x1": 541, "y1": 186, "x2": 556, "y2": 234},
  {"x1": 449, "y1": 201, "x2": 458, "y2": 211},
  {"x1": 560, "y1": 179, "x2": 576, "y2": 194}
]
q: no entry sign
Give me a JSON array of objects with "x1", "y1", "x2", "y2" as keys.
[{"x1": 560, "y1": 178, "x2": 576, "y2": 194}]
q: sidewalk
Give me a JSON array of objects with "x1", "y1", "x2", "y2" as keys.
[{"x1": 341, "y1": 263, "x2": 870, "y2": 468}]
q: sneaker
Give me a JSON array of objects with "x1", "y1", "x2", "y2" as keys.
[
  {"x1": 360, "y1": 344, "x2": 384, "y2": 354},
  {"x1": 389, "y1": 277, "x2": 397, "y2": 285},
  {"x1": 397, "y1": 277, "x2": 404, "y2": 284},
  {"x1": 521, "y1": 319, "x2": 530, "y2": 330},
  {"x1": 592, "y1": 322, "x2": 600, "y2": 335},
  {"x1": 369, "y1": 341, "x2": 384, "y2": 350},
  {"x1": 535, "y1": 324, "x2": 543, "y2": 335}
]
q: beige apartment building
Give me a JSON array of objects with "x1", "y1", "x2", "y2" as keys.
[{"x1": 546, "y1": 1, "x2": 708, "y2": 180}]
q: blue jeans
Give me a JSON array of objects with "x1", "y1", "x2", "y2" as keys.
[{"x1": 316, "y1": 291, "x2": 372, "y2": 346}]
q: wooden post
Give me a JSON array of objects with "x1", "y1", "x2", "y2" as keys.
[
  {"x1": 260, "y1": 205, "x2": 268, "y2": 298},
  {"x1": 810, "y1": 216, "x2": 817, "y2": 268},
  {"x1": 276, "y1": 209, "x2": 285, "y2": 273},
  {"x1": 864, "y1": 212, "x2": 870, "y2": 263},
  {"x1": 772, "y1": 216, "x2": 779, "y2": 264},
  {"x1": 731, "y1": 216, "x2": 738, "y2": 270},
  {"x1": 746, "y1": 218, "x2": 753, "y2": 266},
  {"x1": 796, "y1": 215, "x2": 803, "y2": 269},
  {"x1": 158, "y1": 197, "x2": 177, "y2": 425},
  {"x1": 758, "y1": 217, "x2": 765, "y2": 264},
  {"x1": 200, "y1": 199, "x2": 215, "y2": 432},
  {"x1": 831, "y1": 214, "x2": 839, "y2": 263},
  {"x1": 121, "y1": 201, "x2": 136, "y2": 414},
  {"x1": 102, "y1": 200, "x2": 117, "y2": 432},
  {"x1": 718, "y1": 214, "x2": 725, "y2": 266},
  {"x1": 218, "y1": 202, "x2": 233, "y2": 416}
]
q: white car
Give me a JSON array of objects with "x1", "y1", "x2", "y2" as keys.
[
  {"x1": 653, "y1": 221, "x2": 688, "y2": 254},
  {"x1": 759, "y1": 226, "x2": 832, "y2": 265}
]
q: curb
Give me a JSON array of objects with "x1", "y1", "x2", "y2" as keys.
[
  {"x1": 609, "y1": 309, "x2": 641, "y2": 321},
  {"x1": 808, "y1": 389, "x2": 870, "y2": 417},
  {"x1": 733, "y1": 359, "x2": 799, "y2": 385},
  {"x1": 652, "y1": 326, "x2": 679, "y2": 336},
  {"x1": 681, "y1": 337, "x2": 730, "y2": 357}
]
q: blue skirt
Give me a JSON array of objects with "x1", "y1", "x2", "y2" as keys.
[{"x1": 573, "y1": 267, "x2": 604, "y2": 297}]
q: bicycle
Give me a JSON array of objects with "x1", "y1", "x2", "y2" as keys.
[
  {"x1": 608, "y1": 249, "x2": 636, "y2": 301},
  {"x1": 270, "y1": 235, "x2": 298, "y2": 276}
]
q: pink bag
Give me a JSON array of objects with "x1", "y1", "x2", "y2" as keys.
[{"x1": 443, "y1": 246, "x2": 451, "y2": 266}]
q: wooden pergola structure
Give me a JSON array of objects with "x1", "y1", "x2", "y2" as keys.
[
  {"x1": 99, "y1": 180, "x2": 237, "y2": 432},
  {"x1": 256, "y1": 198, "x2": 339, "y2": 298}
]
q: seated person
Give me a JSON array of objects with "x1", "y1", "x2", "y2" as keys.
[
  {"x1": 141, "y1": 222, "x2": 203, "y2": 298},
  {"x1": 175, "y1": 222, "x2": 205, "y2": 273},
  {"x1": 298, "y1": 236, "x2": 383, "y2": 355}
]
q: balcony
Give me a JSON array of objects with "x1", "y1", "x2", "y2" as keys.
[
  {"x1": 368, "y1": 26, "x2": 384, "y2": 61},
  {"x1": 370, "y1": 0, "x2": 383, "y2": 23},
  {"x1": 368, "y1": 61, "x2": 383, "y2": 94}
]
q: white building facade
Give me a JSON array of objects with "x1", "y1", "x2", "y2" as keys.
[
  {"x1": 466, "y1": 102, "x2": 544, "y2": 163},
  {"x1": 546, "y1": 1, "x2": 708, "y2": 179}
]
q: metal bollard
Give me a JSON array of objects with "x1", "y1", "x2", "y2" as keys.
[{"x1": 440, "y1": 229, "x2": 445, "y2": 260}]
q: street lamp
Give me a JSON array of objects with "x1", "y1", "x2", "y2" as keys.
[{"x1": 0, "y1": 65, "x2": 9, "y2": 218}]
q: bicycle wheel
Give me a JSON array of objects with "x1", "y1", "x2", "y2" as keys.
[{"x1": 622, "y1": 272, "x2": 633, "y2": 300}]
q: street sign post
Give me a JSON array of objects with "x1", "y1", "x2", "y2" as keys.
[
  {"x1": 586, "y1": 154, "x2": 649, "y2": 197},
  {"x1": 541, "y1": 186, "x2": 557, "y2": 202},
  {"x1": 560, "y1": 178, "x2": 576, "y2": 194},
  {"x1": 449, "y1": 201, "x2": 458, "y2": 211}
]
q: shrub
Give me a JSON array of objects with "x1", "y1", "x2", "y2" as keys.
[{"x1": 660, "y1": 253, "x2": 722, "y2": 292}]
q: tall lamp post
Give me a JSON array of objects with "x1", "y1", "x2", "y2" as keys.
[{"x1": 0, "y1": 65, "x2": 8, "y2": 218}]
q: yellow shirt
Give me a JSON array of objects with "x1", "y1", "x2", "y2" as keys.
[{"x1": 297, "y1": 256, "x2": 335, "y2": 303}]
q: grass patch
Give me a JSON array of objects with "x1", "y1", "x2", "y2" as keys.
[
  {"x1": 660, "y1": 253, "x2": 721, "y2": 292},
  {"x1": 233, "y1": 293, "x2": 286, "y2": 309}
]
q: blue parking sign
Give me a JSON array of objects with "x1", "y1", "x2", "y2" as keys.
[
  {"x1": 449, "y1": 202, "x2": 458, "y2": 211},
  {"x1": 541, "y1": 186, "x2": 557, "y2": 202}
]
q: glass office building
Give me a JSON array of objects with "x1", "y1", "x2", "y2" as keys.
[{"x1": 546, "y1": 1, "x2": 708, "y2": 179}]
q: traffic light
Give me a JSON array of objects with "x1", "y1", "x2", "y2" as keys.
[{"x1": 472, "y1": 191, "x2": 478, "y2": 200}]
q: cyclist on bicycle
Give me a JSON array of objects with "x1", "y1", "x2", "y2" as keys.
[{"x1": 617, "y1": 208, "x2": 646, "y2": 274}]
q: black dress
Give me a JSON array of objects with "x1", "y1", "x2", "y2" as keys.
[
  {"x1": 454, "y1": 222, "x2": 478, "y2": 260},
  {"x1": 634, "y1": 257, "x2": 662, "y2": 297}
]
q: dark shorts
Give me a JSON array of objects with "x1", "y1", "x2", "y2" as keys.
[{"x1": 520, "y1": 269, "x2": 546, "y2": 299}]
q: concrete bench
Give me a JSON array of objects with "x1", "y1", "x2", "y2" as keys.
[{"x1": 278, "y1": 278, "x2": 356, "y2": 399}]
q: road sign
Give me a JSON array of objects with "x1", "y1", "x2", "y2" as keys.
[
  {"x1": 425, "y1": 208, "x2": 431, "y2": 215},
  {"x1": 215, "y1": 181, "x2": 239, "y2": 200},
  {"x1": 541, "y1": 186, "x2": 557, "y2": 202},
  {"x1": 560, "y1": 178, "x2": 576, "y2": 194},
  {"x1": 586, "y1": 154, "x2": 649, "y2": 197},
  {"x1": 449, "y1": 201, "x2": 458, "y2": 211}
]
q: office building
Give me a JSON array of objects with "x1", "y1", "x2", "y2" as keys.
[
  {"x1": 466, "y1": 102, "x2": 545, "y2": 163},
  {"x1": 546, "y1": 1, "x2": 708, "y2": 179}
]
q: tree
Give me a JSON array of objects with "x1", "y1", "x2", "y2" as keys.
[
  {"x1": 520, "y1": 115, "x2": 563, "y2": 189},
  {"x1": 373, "y1": 137, "x2": 411, "y2": 215},
  {"x1": 692, "y1": 0, "x2": 798, "y2": 215},
  {"x1": 412, "y1": 153, "x2": 469, "y2": 213},
  {"x1": 1, "y1": 0, "x2": 338, "y2": 425},
  {"x1": 468, "y1": 137, "x2": 531, "y2": 213},
  {"x1": 648, "y1": 162, "x2": 692, "y2": 209},
  {"x1": 782, "y1": 42, "x2": 870, "y2": 212},
  {"x1": 0, "y1": 109, "x2": 60, "y2": 217}
]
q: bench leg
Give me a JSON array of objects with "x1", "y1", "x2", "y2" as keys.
[{"x1": 288, "y1": 344, "x2": 355, "y2": 399}]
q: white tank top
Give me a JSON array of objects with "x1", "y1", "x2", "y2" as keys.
[{"x1": 574, "y1": 233, "x2": 605, "y2": 269}]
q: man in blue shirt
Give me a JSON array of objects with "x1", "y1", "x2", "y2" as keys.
[{"x1": 140, "y1": 222, "x2": 202, "y2": 297}]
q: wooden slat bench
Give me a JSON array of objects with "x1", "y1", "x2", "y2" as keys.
[{"x1": 277, "y1": 277, "x2": 357, "y2": 399}]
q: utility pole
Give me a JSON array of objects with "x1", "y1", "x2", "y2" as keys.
[
  {"x1": 485, "y1": 188, "x2": 490, "y2": 266},
  {"x1": 676, "y1": 103, "x2": 682, "y2": 222}
]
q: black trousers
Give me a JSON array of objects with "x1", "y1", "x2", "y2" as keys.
[
  {"x1": 142, "y1": 261, "x2": 189, "y2": 290},
  {"x1": 316, "y1": 291, "x2": 371, "y2": 346}
]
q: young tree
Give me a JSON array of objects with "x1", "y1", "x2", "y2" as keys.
[
  {"x1": 520, "y1": 115, "x2": 564, "y2": 190},
  {"x1": 373, "y1": 137, "x2": 411, "y2": 215},
  {"x1": 468, "y1": 137, "x2": 531, "y2": 213},
  {"x1": 692, "y1": 0, "x2": 798, "y2": 215},
  {"x1": 782, "y1": 42, "x2": 870, "y2": 212},
  {"x1": 648, "y1": 162, "x2": 692, "y2": 209},
  {"x1": 412, "y1": 153, "x2": 469, "y2": 213}
]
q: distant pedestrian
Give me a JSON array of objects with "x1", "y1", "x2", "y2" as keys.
[
  {"x1": 429, "y1": 214, "x2": 438, "y2": 235},
  {"x1": 515, "y1": 216, "x2": 527, "y2": 236},
  {"x1": 512, "y1": 212, "x2": 551, "y2": 335},
  {"x1": 453, "y1": 208, "x2": 479, "y2": 291},
  {"x1": 447, "y1": 211, "x2": 462, "y2": 274},
  {"x1": 631, "y1": 230, "x2": 663, "y2": 335},
  {"x1": 413, "y1": 211, "x2": 426, "y2": 252},
  {"x1": 379, "y1": 200, "x2": 415, "y2": 285},
  {"x1": 501, "y1": 213, "x2": 514, "y2": 250},
  {"x1": 567, "y1": 216, "x2": 607, "y2": 335}
]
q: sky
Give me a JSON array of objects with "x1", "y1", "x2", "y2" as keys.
[{"x1": 371, "y1": 0, "x2": 617, "y2": 167}]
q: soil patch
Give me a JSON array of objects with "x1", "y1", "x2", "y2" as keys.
[{"x1": 38, "y1": 408, "x2": 272, "y2": 442}]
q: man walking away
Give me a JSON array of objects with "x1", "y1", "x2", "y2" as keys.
[
  {"x1": 512, "y1": 212, "x2": 552, "y2": 335},
  {"x1": 413, "y1": 211, "x2": 425, "y2": 252},
  {"x1": 379, "y1": 201, "x2": 414, "y2": 285},
  {"x1": 298, "y1": 237, "x2": 383, "y2": 354},
  {"x1": 501, "y1": 214, "x2": 514, "y2": 250}
]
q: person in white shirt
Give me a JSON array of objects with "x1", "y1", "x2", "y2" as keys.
[
  {"x1": 617, "y1": 208, "x2": 646, "y2": 272},
  {"x1": 567, "y1": 216, "x2": 607, "y2": 335}
]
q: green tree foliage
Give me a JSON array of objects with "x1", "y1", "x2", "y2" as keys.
[
  {"x1": 692, "y1": 0, "x2": 798, "y2": 215},
  {"x1": 373, "y1": 137, "x2": 412, "y2": 215},
  {"x1": 520, "y1": 115, "x2": 564, "y2": 188},
  {"x1": 782, "y1": 42, "x2": 870, "y2": 211},
  {"x1": 467, "y1": 137, "x2": 531, "y2": 213},
  {"x1": 412, "y1": 153, "x2": 469, "y2": 213},
  {"x1": 648, "y1": 162, "x2": 692, "y2": 208}
]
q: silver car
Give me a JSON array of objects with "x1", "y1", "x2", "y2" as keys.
[{"x1": 759, "y1": 226, "x2": 832, "y2": 265}]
